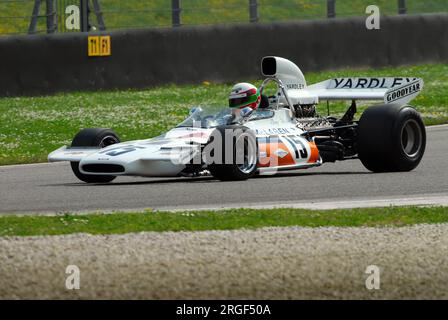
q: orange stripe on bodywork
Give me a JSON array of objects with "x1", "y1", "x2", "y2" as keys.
[
  {"x1": 307, "y1": 141, "x2": 320, "y2": 163},
  {"x1": 258, "y1": 142, "x2": 295, "y2": 167}
]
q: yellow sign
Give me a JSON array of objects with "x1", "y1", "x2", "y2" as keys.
[{"x1": 88, "y1": 35, "x2": 111, "y2": 57}]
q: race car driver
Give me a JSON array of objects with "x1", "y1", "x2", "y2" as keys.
[{"x1": 228, "y1": 82, "x2": 261, "y2": 116}]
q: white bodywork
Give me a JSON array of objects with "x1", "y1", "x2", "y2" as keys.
[
  {"x1": 49, "y1": 128, "x2": 211, "y2": 177},
  {"x1": 49, "y1": 56, "x2": 423, "y2": 178},
  {"x1": 48, "y1": 109, "x2": 315, "y2": 177}
]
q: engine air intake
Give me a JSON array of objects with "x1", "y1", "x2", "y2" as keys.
[{"x1": 261, "y1": 57, "x2": 277, "y2": 76}]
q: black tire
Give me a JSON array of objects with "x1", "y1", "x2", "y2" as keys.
[
  {"x1": 70, "y1": 128, "x2": 120, "y2": 183},
  {"x1": 357, "y1": 104, "x2": 426, "y2": 172},
  {"x1": 206, "y1": 125, "x2": 258, "y2": 181}
]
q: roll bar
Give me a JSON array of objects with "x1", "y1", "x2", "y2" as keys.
[{"x1": 259, "y1": 77, "x2": 295, "y2": 118}]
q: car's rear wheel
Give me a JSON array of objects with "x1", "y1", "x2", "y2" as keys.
[
  {"x1": 70, "y1": 128, "x2": 120, "y2": 183},
  {"x1": 357, "y1": 104, "x2": 426, "y2": 172},
  {"x1": 206, "y1": 125, "x2": 258, "y2": 181}
]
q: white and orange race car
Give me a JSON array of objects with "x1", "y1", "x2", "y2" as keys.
[{"x1": 48, "y1": 56, "x2": 426, "y2": 182}]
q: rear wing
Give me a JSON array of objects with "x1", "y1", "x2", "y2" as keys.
[{"x1": 307, "y1": 77, "x2": 423, "y2": 105}]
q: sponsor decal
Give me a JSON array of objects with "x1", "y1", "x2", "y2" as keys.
[
  {"x1": 255, "y1": 127, "x2": 297, "y2": 135},
  {"x1": 286, "y1": 83, "x2": 305, "y2": 90},
  {"x1": 331, "y1": 77, "x2": 418, "y2": 89},
  {"x1": 386, "y1": 81, "x2": 421, "y2": 102},
  {"x1": 274, "y1": 148, "x2": 289, "y2": 158}
]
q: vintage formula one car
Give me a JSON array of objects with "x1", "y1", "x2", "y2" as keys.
[{"x1": 48, "y1": 56, "x2": 426, "y2": 182}]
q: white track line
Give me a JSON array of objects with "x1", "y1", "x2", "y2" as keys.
[
  {"x1": 427, "y1": 123, "x2": 448, "y2": 129},
  {"x1": 154, "y1": 194, "x2": 448, "y2": 212},
  {"x1": 0, "y1": 162, "x2": 66, "y2": 169}
]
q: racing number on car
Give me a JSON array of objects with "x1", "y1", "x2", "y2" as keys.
[
  {"x1": 284, "y1": 136, "x2": 308, "y2": 159},
  {"x1": 99, "y1": 146, "x2": 144, "y2": 156}
]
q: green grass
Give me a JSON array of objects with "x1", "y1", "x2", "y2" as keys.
[
  {"x1": 1, "y1": 0, "x2": 447, "y2": 35},
  {"x1": 0, "y1": 206, "x2": 447, "y2": 237},
  {"x1": 0, "y1": 63, "x2": 447, "y2": 166}
]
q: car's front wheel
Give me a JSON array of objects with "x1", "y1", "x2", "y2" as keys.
[
  {"x1": 206, "y1": 125, "x2": 258, "y2": 181},
  {"x1": 357, "y1": 104, "x2": 426, "y2": 172},
  {"x1": 70, "y1": 128, "x2": 120, "y2": 183}
]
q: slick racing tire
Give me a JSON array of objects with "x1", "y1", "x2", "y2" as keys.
[
  {"x1": 357, "y1": 104, "x2": 426, "y2": 172},
  {"x1": 206, "y1": 125, "x2": 258, "y2": 181},
  {"x1": 70, "y1": 128, "x2": 120, "y2": 183}
]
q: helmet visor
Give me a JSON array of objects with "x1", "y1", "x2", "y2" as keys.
[
  {"x1": 229, "y1": 96, "x2": 251, "y2": 108},
  {"x1": 229, "y1": 90, "x2": 259, "y2": 109}
]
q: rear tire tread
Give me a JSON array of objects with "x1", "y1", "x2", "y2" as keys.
[{"x1": 357, "y1": 104, "x2": 426, "y2": 173}]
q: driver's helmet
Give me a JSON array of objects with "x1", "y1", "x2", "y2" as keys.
[{"x1": 228, "y1": 83, "x2": 261, "y2": 110}]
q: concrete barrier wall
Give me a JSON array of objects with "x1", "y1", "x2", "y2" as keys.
[{"x1": 0, "y1": 13, "x2": 447, "y2": 97}]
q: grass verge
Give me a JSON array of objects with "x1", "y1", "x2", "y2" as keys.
[
  {"x1": 0, "y1": 63, "x2": 447, "y2": 166},
  {"x1": 0, "y1": 206, "x2": 447, "y2": 237}
]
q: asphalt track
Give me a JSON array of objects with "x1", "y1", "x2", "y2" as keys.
[{"x1": 1, "y1": 125, "x2": 447, "y2": 215}]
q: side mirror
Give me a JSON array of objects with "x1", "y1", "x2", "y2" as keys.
[
  {"x1": 240, "y1": 107, "x2": 254, "y2": 118},
  {"x1": 189, "y1": 106, "x2": 202, "y2": 115}
]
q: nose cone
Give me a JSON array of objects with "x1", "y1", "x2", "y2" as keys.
[{"x1": 78, "y1": 143, "x2": 158, "y2": 175}]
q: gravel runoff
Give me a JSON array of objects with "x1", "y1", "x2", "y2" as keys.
[{"x1": 1, "y1": 224, "x2": 448, "y2": 299}]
